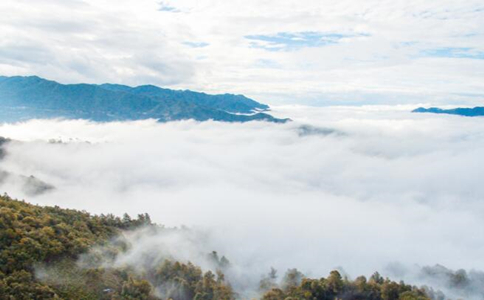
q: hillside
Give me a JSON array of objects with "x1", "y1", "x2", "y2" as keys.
[
  {"x1": 0, "y1": 195, "x2": 233, "y2": 299},
  {"x1": 0, "y1": 76, "x2": 288, "y2": 123},
  {"x1": 0, "y1": 195, "x2": 434, "y2": 300}
]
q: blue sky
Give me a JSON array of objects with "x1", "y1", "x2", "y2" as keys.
[
  {"x1": 183, "y1": 41, "x2": 210, "y2": 48},
  {"x1": 0, "y1": 0, "x2": 483, "y2": 106},
  {"x1": 245, "y1": 32, "x2": 359, "y2": 51},
  {"x1": 158, "y1": 1, "x2": 179, "y2": 12},
  {"x1": 420, "y1": 47, "x2": 484, "y2": 60}
]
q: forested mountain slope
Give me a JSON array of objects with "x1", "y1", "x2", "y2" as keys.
[{"x1": 0, "y1": 195, "x2": 436, "y2": 300}]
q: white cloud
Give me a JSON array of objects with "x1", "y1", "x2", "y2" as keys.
[
  {"x1": 1, "y1": 106, "x2": 484, "y2": 296},
  {"x1": 0, "y1": 0, "x2": 483, "y2": 105}
]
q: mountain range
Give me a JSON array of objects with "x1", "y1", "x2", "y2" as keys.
[
  {"x1": 412, "y1": 106, "x2": 484, "y2": 117},
  {"x1": 0, "y1": 76, "x2": 288, "y2": 123}
]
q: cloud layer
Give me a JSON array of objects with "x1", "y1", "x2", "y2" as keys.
[
  {"x1": 0, "y1": 0, "x2": 483, "y2": 105},
  {"x1": 1, "y1": 106, "x2": 483, "y2": 297}
]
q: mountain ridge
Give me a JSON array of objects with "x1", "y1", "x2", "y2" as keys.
[
  {"x1": 0, "y1": 75, "x2": 288, "y2": 123},
  {"x1": 412, "y1": 106, "x2": 484, "y2": 117}
]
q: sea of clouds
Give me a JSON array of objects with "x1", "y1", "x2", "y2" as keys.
[{"x1": 1, "y1": 105, "x2": 483, "y2": 298}]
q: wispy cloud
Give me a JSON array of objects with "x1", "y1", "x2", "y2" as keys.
[{"x1": 0, "y1": 0, "x2": 484, "y2": 105}]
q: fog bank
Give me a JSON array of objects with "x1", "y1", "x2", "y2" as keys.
[{"x1": 1, "y1": 106, "x2": 483, "y2": 296}]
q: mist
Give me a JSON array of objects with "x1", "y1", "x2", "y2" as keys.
[{"x1": 1, "y1": 105, "x2": 484, "y2": 297}]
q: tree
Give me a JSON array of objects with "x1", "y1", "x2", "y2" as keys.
[{"x1": 327, "y1": 270, "x2": 344, "y2": 294}]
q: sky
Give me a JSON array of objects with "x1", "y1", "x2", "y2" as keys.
[
  {"x1": 1, "y1": 106, "x2": 484, "y2": 298},
  {"x1": 0, "y1": 0, "x2": 483, "y2": 106}
]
